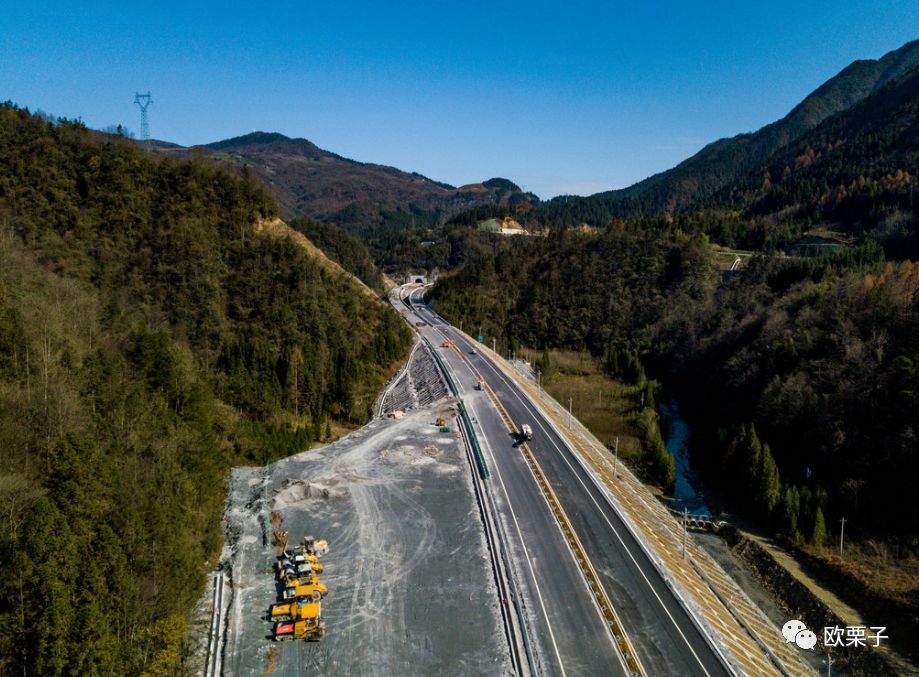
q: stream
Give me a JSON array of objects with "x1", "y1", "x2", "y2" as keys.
[{"x1": 658, "y1": 398, "x2": 711, "y2": 516}]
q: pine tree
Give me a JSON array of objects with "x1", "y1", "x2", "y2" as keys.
[
  {"x1": 731, "y1": 424, "x2": 763, "y2": 507},
  {"x1": 811, "y1": 506, "x2": 828, "y2": 547},
  {"x1": 783, "y1": 485, "x2": 801, "y2": 542},
  {"x1": 755, "y1": 442, "x2": 781, "y2": 520}
]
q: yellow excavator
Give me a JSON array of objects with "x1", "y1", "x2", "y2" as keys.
[{"x1": 272, "y1": 601, "x2": 325, "y2": 641}]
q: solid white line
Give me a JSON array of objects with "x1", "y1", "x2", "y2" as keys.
[
  {"x1": 409, "y1": 296, "x2": 713, "y2": 674},
  {"x1": 471, "y1": 343, "x2": 713, "y2": 676},
  {"x1": 432, "y1": 332, "x2": 568, "y2": 677},
  {"x1": 411, "y1": 297, "x2": 633, "y2": 676},
  {"x1": 477, "y1": 408, "x2": 569, "y2": 677}
]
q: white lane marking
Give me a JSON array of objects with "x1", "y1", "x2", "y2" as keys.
[
  {"x1": 444, "y1": 320, "x2": 714, "y2": 676},
  {"x1": 476, "y1": 406, "x2": 569, "y2": 677},
  {"x1": 435, "y1": 333, "x2": 568, "y2": 677},
  {"x1": 411, "y1": 297, "x2": 635, "y2": 676}
]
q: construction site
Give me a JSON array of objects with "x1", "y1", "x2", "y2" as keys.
[{"x1": 198, "y1": 340, "x2": 511, "y2": 676}]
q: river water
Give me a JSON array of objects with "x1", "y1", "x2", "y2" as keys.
[{"x1": 658, "y1": 398, "x2": 711, "y2": 516}]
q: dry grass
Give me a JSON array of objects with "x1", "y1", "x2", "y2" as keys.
[
  {"x1": 541, "y1": 349, "x2": 644, "y2": 466},
  {"x1": 806, "y1": 540, "x2": 919, "y2": 601}
]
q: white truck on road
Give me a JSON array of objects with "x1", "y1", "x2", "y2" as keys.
[{"x1": 520, "y1": 424, "x2": 533, "y2": 441}]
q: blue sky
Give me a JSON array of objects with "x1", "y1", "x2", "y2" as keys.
[{"x1": 1, "y1": 2, "x2": 917, "y2": 198}]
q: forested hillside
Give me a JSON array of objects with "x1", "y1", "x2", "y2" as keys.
[
  {"x1": 0, "y1": 104, "x2": 410, "y2": 674},
  {"x1": 428, "y1": 47, "x2": 919, "y2": 656},
  {"x1": 539, "y1": 38, "x2": 919, "y2": 223},
  {"x1": 430, "y1": 224, "x2": 918, "y2": 543},
  {"x1": 710, "y1": 64, "x2": 919, "y2": 256}
]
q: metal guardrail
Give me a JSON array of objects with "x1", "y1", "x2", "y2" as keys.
[
  {"x1": 457, "y1": 401, "x2": 489, "y2": 480},
  {"x1": 424, "y1": 337, "x2": 458, "y2": 396},
  {"x1": 423, "y1": 337, "x2": 489, "y2": 480},
  {"x1": 204, "y1": 571, "x2": 224, "y2": 677}
]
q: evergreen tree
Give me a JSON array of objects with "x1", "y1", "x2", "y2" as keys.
[
  {"x1": 783, "y1": 485, "x2": 802, "y2": 542},
  {"x1": 743, "y1": 425, "x2": 764, "y2": 501},
  {"x1": 755, "y1": 442, "x2": 782, "y2": 520},
  {"x1": 811, "y1": 506, "x2": 828, "y2": 547}
]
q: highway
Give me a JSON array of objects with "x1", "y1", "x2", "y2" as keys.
[{"x1": 404, "y1": 287, "x2": 733, "y2": 677}]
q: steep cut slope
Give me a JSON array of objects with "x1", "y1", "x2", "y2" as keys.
[
  {"x1": 154, "y1": 131, "x2": 537, "y2": 234},
  {"x1": 0, "y1": 104, "x2": 411, "y2": 674},
  {"x1": 287, "y1": 216, "x2": 385, "y2": 292},
  {"x1": 544, "y1": 38, "x2": 919, "y2": 221}
]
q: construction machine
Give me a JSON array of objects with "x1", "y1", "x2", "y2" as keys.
[
  {"x1": 272, "y1": 602, "x2": 325, "y2": 641},
  {"x1": 277, "y1": 558, "x2": 323, "y2": 580},
  {"x1": 283, "y1": 577, "x2": 328, "y2": 601},
  {"x1": 298, "y1": 536, "x2": 329, "y2": 557},
  {"x1": 287, "y1": 550, "x2": 322, "y2": 568},
  {"x1": 270, "y1": 598, "x2": 322, "y2": 624},
  {"x1": 280, "y1": 568, "x2": 321, "y2": 586},
  {"x1": 273, "y1": 617, "x2": 326, "y2": 642}
]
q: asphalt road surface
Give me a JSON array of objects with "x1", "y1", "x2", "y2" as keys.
[{"x1": 408, "y1": 289, "x2": 732, "y2": 677}]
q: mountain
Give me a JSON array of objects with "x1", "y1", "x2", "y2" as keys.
[
  {"x1": 0, "y1": 104, "x2": 411, "y2": 673},
  {"x1": 153, "y1": 131, "x2": 537, "y2": 234},
  {"x1": 713, "y1": 62, "x2": 919, "y2": 257},
  {"x1": 545, "y1": 38, "x2": 919, "y2": 221}
]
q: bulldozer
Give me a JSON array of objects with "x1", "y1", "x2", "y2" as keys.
[
  {"x1": 282, "y1": 576, "x2": 328, "y2": 601},
  {"x1": 272, "y1": 601, "x2": 325, "y2": 641},
  {"x1": 273, "y1": 616, "x2": 326, "y2": 642}
]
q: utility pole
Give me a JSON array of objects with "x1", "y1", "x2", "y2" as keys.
[
  {"x1": 492, "y1": 337, "x2": 496, "y2": 354},
  {"x1": 824, "y1": 653, "x2": 834, "y2": 677},
  {"x1": 133, "y1": 92, "x2": 152, "y2": 142},
  {"x1": 614, "y1": 436, "x2": 619, "y2": 471},
  {"x1": 839, "y1": 517, "x2": 847, "y2": 555},
  {"x1": 682, "y1": 507, "x2": 688, "y2": 559},
  {"x1": 568, "y1": 397, "x2": 572, "y2": 428}
]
